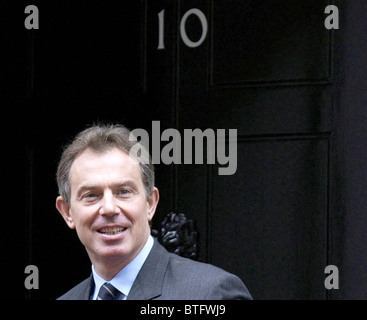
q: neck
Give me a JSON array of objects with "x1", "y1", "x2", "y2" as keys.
[
  {"x1": 93, "y1": 258, "x2": 128, "y2": 281},
  {"x1": 89, "y1": 235, "x2": 150, "y2": 281}
]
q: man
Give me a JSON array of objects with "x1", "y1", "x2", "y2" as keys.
[{"x1": 56, "y1": 123, "x2": 252, "y2": 300}]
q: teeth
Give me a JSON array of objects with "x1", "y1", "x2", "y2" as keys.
[{"x1": 99, "y1": 227, "x2": 125, "y2": 235}]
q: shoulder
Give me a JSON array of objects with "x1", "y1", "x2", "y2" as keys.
[
  {"x1": 161, "y1": 247, "x2": 253, "y2": 300},
  {"x1": 57, "y1": 276, "x2": 93, "y2": 300}
]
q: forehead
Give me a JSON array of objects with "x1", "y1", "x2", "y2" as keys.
[{"x1": 69, "y1": 147, "x2": 142, "y2": 186}]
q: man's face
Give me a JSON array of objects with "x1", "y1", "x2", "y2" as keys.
[{"x1": 56, "y1": 147, "x2": 158, "y2": 272}]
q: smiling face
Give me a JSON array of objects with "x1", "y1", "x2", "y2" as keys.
[{"x1": 56, "y1": 147, "x2": 159, "y2": 279}]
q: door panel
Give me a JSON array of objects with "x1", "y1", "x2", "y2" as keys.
[
  {"x1": 210, "y1": 137, "x2": 329, "y2": 299},
  {"x1": 210, "y1": 0, "x2": 331, "y2": 86}
]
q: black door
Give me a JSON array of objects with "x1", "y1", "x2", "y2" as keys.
[{"x1": 144, "y1": 0, "x2": 334, "y2": 300}]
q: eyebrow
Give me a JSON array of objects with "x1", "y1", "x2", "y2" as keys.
[{"x1": 76, "y1": 180, "x2": 139, "y2": 198}]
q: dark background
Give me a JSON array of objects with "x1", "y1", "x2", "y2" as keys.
[{"x1": 2, "y1": 0, "x2": 367, "y2": 300}]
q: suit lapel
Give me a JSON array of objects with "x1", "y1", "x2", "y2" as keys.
[
  {"x1": 78, "y1": 274, "x2": 94, "y2": 300},
  {"x1": 127, "y1": 239, "x2": 169, "y2": 300}
]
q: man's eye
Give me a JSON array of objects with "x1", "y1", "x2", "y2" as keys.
[
  {"x1": 85, "y1": 193, "x2": 98, "y2": 198},
  {"x1": 119, "y1": 189, "x2": 130, "y2": 196}
]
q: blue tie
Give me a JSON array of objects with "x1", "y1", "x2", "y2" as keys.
[{"x1": 97, "y1": 282, "x2": 123, "y2": 300}]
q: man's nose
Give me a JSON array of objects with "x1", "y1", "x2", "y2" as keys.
[{"x1": 99, "y1": 192, "x2": 120, "y2": 216}]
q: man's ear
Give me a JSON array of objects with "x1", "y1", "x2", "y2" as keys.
[
  {"x1": 147, "y1": 187, "x2": 159, "y2": 222},
  {"x1": 56, "y1": 196, "x2": 75, "y2": 229}
]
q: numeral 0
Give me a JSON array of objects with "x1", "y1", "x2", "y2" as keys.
[{"x1": 158, "y1": 8, "x2": 208, "y2": 50}]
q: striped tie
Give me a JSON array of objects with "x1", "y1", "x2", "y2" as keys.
[{"x1": 97, "y1": 282, "x2": 123, "y2": 300}]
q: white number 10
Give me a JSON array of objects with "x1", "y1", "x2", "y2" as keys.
[{"x1": 158, "y1": 8, "x2": 208, "y2": 50}]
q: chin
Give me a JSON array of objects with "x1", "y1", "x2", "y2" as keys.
[{"x1": 101, "y1": 246, "x2": 129, "y2": 258}]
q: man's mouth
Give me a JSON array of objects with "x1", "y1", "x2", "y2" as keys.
[{"x1": 98, "y1": 227, "x2": 126, "y2": 235}]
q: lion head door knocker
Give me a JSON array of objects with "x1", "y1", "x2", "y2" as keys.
[{"x1": 152, "y1": 212, "x2": 198, "y2": 260}]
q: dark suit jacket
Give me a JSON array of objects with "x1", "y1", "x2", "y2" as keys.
[{"x1": 58, "y1": 238, "x2": 252, "y2": 300}]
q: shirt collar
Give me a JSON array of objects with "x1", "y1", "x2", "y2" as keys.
[{"x1": 91, "y1": 235, "x2": 154, "y2": 299}]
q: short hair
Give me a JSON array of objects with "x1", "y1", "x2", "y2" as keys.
[{"x1": 56, "y1": 123, "x2": 154, "y2": 205}]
